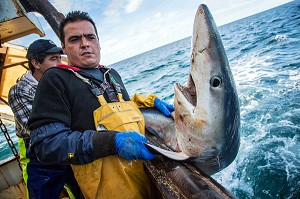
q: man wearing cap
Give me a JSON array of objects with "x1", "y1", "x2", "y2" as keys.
[{"x1": 8, "y1": 39, "x2": 81, "y2": 199}]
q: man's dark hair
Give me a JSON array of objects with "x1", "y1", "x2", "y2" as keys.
[
  {"x1": 59, "y1": 11, "x2": 99, "y2": 43},
  {"x1": 28, "y1": 53, "x2": 48, "y2": 73}
]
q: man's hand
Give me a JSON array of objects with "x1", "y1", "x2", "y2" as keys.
[
  {"x1": 154, "y1": 98, "x2": 175, "y2": 117},
  {"x1": 115, "y1": 131, "x2": 156, "y2": 160}
]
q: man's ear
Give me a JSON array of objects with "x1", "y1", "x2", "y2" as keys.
[
  {"x1": 61, "y1": 42, "x2": 66, "y2": 54},
  {"x1": 31, "y1": 59, "x2": 41, "y2": 70}
]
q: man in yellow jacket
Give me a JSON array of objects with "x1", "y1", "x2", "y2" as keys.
[{"x1": 28, "y1": 11, "x2": 174, "y2": 199}]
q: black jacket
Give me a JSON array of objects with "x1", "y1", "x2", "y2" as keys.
[{"x1": 28, "y1": 66, "x2": 131, "y2": 164}]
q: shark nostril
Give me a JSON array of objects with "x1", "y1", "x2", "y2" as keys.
[{"x1": 210, "y1": 76, "x2": 222, "y2": 87}]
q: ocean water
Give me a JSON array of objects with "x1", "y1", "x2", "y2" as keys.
[
  {"x1": 0, "y1": 123, "x2": 18, "y2": 160},
  {"x1": 1, "y1": 1, "x2": 299, "y2": 198}
]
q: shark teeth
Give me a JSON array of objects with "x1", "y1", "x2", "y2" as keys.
[{"x1": 175, "y1": 74, "x2": 197, "y2": 107}]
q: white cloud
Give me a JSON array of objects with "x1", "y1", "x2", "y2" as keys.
[
  {"x1": 125, "y1": 0, "x2": 143, "y2": 13},
  {"x1": 153, "y1": 12, "x2": 162, "y2": 19},
  {"x1": 51, "y1": 0, "x2": 101, "y2": 14},
  {"x1": 103, "y1": 0, "x2": 123, "y2": 17},
  {"x1": 51, "y1": 0, "x2": 73, "y2": 14}
]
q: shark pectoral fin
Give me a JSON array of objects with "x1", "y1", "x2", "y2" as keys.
[
  {"x1": 146, "y1": 126, "x2": 159, "y2": 136},
  {"x1": 145, "y1": 143, "x2": 190, "y2": 161}
]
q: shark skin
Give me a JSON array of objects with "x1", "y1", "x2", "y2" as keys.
[{"x1": 142, "y1": 4, "x2": 240, "y2": 175}]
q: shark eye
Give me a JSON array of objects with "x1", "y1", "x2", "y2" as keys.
[{"x1": 210, "y1": 76, "x2": 222, "y2": 87}]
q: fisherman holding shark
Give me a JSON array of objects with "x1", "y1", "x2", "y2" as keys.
[{"x1": 28, "y1": 11, "x2": 174, "y2": 198}]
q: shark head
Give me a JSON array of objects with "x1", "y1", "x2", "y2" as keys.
[{"x1": 174, "y1": 4, "x2": 240, "y2": 174}]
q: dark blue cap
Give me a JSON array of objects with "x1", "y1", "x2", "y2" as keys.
[{"x1": 26, "y1": 39, "x2": 63, "y2": 59}]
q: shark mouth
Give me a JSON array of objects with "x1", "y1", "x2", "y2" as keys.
[{"x1": 175, "y1": 74, "x2": 197, "y2": 107}]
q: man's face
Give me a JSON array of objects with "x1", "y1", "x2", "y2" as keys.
[
  {"x1": 62, "y1": 20, "x2": 101, "y2": 68},
  {"x1": 39, "y1": 53, "x2": 62, "y2": 73}
]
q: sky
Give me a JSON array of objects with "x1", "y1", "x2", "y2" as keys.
[{"x1": 12, "y1": 0, "x2": 293, "y2": 65}]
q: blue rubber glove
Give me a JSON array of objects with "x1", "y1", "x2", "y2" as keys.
[
  {"x1": 154, "y1": 98, "x2": 175, "y2": 117},
  {"x1": 115, "y1": 131, "x2": 156, "y2": 160}
]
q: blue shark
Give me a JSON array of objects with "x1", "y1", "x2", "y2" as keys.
[{"x1": 143, "y1": 4, "x2": 240, "y2": 175}]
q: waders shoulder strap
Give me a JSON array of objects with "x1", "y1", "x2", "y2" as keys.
[
  {"x1": 67, "y1": 67, "x2": 125, "y2": 105},
  {"x1": 103, "y1": 69, "x2": 124, "y2": 102},
  {"x1": 66, "y1": 68, "x2": 108, "y2": 105}
]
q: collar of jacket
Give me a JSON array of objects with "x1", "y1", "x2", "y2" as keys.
[{"x1": 57, "y1": 63, "x2": 104, "y2": 71}]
